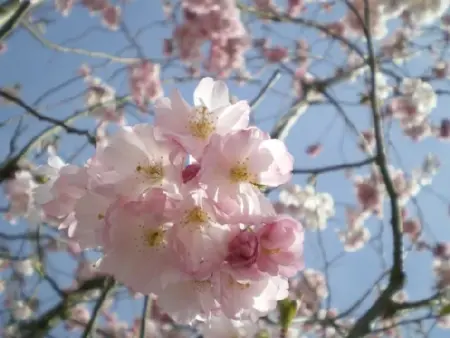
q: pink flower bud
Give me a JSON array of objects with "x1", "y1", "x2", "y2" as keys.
[
  {"x1": 226, "y1": 230, "x2": 260, "y2": 269},
  {"x1": 181, "y1": 163, "x2": 201, "y2": 184}
]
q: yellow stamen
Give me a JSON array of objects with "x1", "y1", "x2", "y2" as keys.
[
  {"x1": 136, "y1": 163, "x2": 164, "y2": 182},
  {"x1": 144, "y1": 229, "x2": 165, "y2": 247},
  {"x1": 230, "y1": 163, "x2": 252, "y2": 183},
  {"x1": 184, "y1": 207, "x2": 209, "y2": 225},
  {"x1": 188, "y1": 106, "x2": 215, "y2": 140},
  {"x1": 262, "y1": 247, "x2": 281, "y2": 255}
]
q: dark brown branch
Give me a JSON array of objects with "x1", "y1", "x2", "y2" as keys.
[
  {"x1": 346, "y1": 2, "x2": 405, "y2": 337},
  {"x1": 292, "y1": 157, "x2": 375, "y2": 175},
  {"x1": 0, "y1": 89, "x2": 96, "y2": 144}
]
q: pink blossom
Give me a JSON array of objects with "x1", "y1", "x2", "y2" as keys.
[
  {"x1": 155, "y1": 77, "x2": 250, "y2": 159},
  {"x1": 264, "y1": 46, "x2": 289, "y2": 63},
  {"x1": 3, "y1": 171, "x2": 37, "y2": 224},
  {"x1": 305, "y1": 143, "x2": 322, "y2": 157},
  {"x1": 256, "y1": 215, "x2": 304, "y2": 278},
  {"x1": 90, "y1": 124, "x2": 185, "y2": 199},
  {"x1": 212, "y1": 270, "x2": 288, "y2": 319},
  {"x1": 129, "y1": 61, "x2": 163, "y2": 112},
  {"x1": 199, "y1": 127, "x2": 293, "y2": 206},
  {"x1": 156, "y1": 273, "x2": 219, "y2": 323},
  {"x1": 226, "y1": 229, "x2": 260, "y2": 270},
  {"x1": 338, "y1": 207, "x2": 370, "y2": 252},
  {"x1": 291, "y1": 269, "x2": 328, "y2": 317},
  {"x1": 96, "y1": 198, "x2": 178, "y2": 294},
  {"x1": 102, "y1": 5, "x2": 121, "y2": 30},
  {"x1": 55, "y1": 0, "x2": 76, "y2": 16},
  {"x1": 433, "y1": 242, "x2": 450, "y2": 259},
  {"x1": 402, "y1": 218, "x2": 421, "y2": 242},
  {"x1": 287, "y1": 0, "x2": 304, "y2": 17},
  {"x1": 0, "y1": 42, "x2": 6, "y2": 54},
  {"x1": 34, "y1": 155, "x2": 89, "y2": 233},
  {"x1": 82, "y1": 0, "x2": 108, "y2": 13},
  {"x1": 84, "y1": 76, "x2": 124, "y2": 124},
  {"x1": 66, "y1": 305, "x2": 90, "y2": 331},
  {"x1": 73, "y1": 190, "x2": 115, "y2": 248},
  {"x1": 354, "y1": 177, "x2": 383, "y2": 215},
  {"x1": 167, "y1": 189, "x2": 230, "y2": 278},
  {"x1": 182, "y1": 163, "x2": 201, "y2": 184}
]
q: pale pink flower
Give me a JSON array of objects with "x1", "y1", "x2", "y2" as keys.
[
  {"x1": 156, "y1": 273, "x2": 219, "y2": 323},
  {"x1": 256, "y1": 215, "x2": 304, "y2": 278},
  {"x1": 3, "y1": 170, "x2": 37, "y2": 224},
  {"x1": 199, "y1": 127, "x2": 292, "y2": 214},
  {"x1": 102, "y1": 5, "x2": 121, "y2": 30},
  {"x1": 305, "y1": 143, "x2": 322, "y2": 157},
  {"x1": 34, "y1": 155, "x2": 89, "y2": 233},
  {"x1": 155, "y1": 77, "x2": 250, "y2": 159},
  {"x1": 55, "y1": 0, "x2": 76, "y2": 16},
  {"x1": 129, "y1": 61, "x2": 163, "y2": 112},
  {"x1": 202, "y1": 313, "x2": 257, "y2": 338},
  {"x1": 287, "y1": 0, "x2": 304, "y2": 17},
  {"x1": 433, "y1": 242, "x2": 450, "y2": 259},
  {"x1": 338, "y1": 207, "x2": 370, "y2": 252},
  {"x1": 73, "y1": 190, "x2": 116, "y2": 248},
  {"x1": 402, "y1": 218, "x2": 421, "y2": 242},
  {"x1": 66, "y1": 305, "x2": 90, "y2": 331},
  {"x1": 263, "y1": 46, "x2": 289, "y2": 63},
  {"x1": 181, "y1": 163, "x2": 201, "y2": 184},
  {"x1": 212, "y1": 270, "x2": 288, "y2": 319},
  {"x1": 354, "y1": 176, "x2": 383, "y2": 216},
  {"x1": 167, "y1": 189, "x2": 230, "y2": 278},
  {"x1": 0, "y1": 42, "x2": 6, "y2": 54},
  {"x1": 82, "y1": 0, "x2": 108, "y2": 13},
  {"x1": 96, "y1": 198, "x2": 178, "y2": 294},
  {"x1": 291, "y1": 269, "x2": 328, "y2": 317},
  {"x1": 84, "y1": 76, "x2": 123, "y2": 124},
  {"x1": 90, "y1": 124, "x2": 185, "y2": 199}
]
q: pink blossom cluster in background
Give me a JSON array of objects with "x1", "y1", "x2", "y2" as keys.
[
  {"x1": 28, "y1": 78, "x2": 304, "y2": 323},
  {"x1": 167, "y1": 0, "x2": 250, "y2": 77},
  {"x1": 129, "y1": 60, "x2": 164, "y2": 112},
  {"x1": 55, "y1": 0, "x2": 121, "y2": 30}
]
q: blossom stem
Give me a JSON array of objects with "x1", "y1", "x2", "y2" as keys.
[
  {"x1": 139, "y1": 295, "x2": 150, "y2": 338},
  {"x1": 81, "y1": 277, "x2": 115, "y2": 338}
]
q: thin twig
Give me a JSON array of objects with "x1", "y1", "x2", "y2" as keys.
[
  {"x1": 81, "y1": 277, "x2": 115, "y2": 338},
  {"x1": 292, "y1": 157, "x2": 375, "y2": 175},
  {"x1": 140, "y1": 295, "x2": 150, "y2": 338},
  {"x1": 0, "y1": 89, "x2": 96, "y2": 144},
  {"x1": 346, "y1": 2, "x2": 405, "y2": 336}
]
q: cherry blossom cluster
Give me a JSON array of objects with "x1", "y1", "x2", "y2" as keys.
[
  {"x1": 167, "y1": 0, "x2": 250, "y2": 77},
  {"x1": 55, "y1": 0, "x2": 121, "y2": 30},
  {"x1": 128, "y1": 60, "x2": 163, "y2": 112},
  {"x1": 275, "y1": 184, "x2": 335, "y2": 231},
  {"x1": 84, "y1": 74, "x2": 125, "y2": 124},
  {"x1": 25, "y1": 78, "x2": 303, "y2": 323},
  {"x1": 339, "y1": 0, "x2": 450, "y2": 40},
  {"x1": 388, "y1": 78, "x2": 437, "y2": 141}
]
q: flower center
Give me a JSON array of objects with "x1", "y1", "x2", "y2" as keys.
[
  {"x1": 183, "y1": 207, "x2": 209, "y2": 227},
  {"x1": 262, "y1": 247, "x2": 281, "y2": 255},
  {"x1": 143, "y1": 228, "x2": 166, "y2": 247},
  {"x1": 136, "y1": 163, "x2": 164, "y2": 182},
  {"x1": 229, "y1": 162, "x2": 253, "y2": 183},
  {"x1": 228, "y1": 276, "x2": 251, "y2": 290},
  {"x1": 192, "y1": 279, "x2": 212, "y2": 292},
  {"x1": 188, "y1": 106, "x2": 215, "y2": 140}
]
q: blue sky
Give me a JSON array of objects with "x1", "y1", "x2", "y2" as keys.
[{"x1": 1, "y1": 0, "x2": 450, "y2": 336}]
